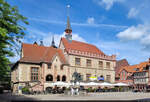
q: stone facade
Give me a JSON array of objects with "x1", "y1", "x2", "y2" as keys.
[
  {"x1": 11, "y1": 16, "x2": 116, "y2": 94},
  {"x1": 66, "y1": 54, "x2": 115, "y2": 83},
  {"x1": 11, "y1": 42, "x2": 116, "y2": 94}
]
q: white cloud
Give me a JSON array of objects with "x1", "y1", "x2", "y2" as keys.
[
  {"x1": 42, "y1": 33, "x2": 62, "y2": 46},
  {"x1": 87, "y1": 17, "x2": 95, "y2": 24},
  {"x1": 117, "y1": 24, "x2": 149, "y2": 41},
  {"x1": 42, "y1": 32, "x2": 86, "y2": 47},
  {"x1": 141, "y1": 35, "x2": 150, "y2": 46},
  {"x1": 94, "y1": 40, "x2": 149, "y2": 65},
  {"x1": 9, "y1": 54, "x2": 20, "y2": 63},
  {"x1": 116, "y1": 0, "x2": 150, "y2": 51},
  {"x1": 117, "y1": 24, "x2": 150, "y2": 51},
  {"x1": 128, "y1": 8, "x2": 139, "y2": 18},
  {"x1": 9, "y1": 27, "x2": 86, "y2": 62},
  {"x1": 95, "y1": 0, "x2": 124, "y2": 10},
  {"x1": 27, "y1": 27, "x2": 46, "y2": 37},
  {"x1": 30, "y1": 17, "x2": 127, "y2": 29}
]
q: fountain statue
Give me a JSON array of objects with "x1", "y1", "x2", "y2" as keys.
[{"x1": 71, "y1": 70, "x2": 82, "y2": 96}]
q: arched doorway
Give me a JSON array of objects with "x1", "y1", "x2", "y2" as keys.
[
  {"x1": 46, "y1": 74, "x2": 53, "y2": 81},
  {"x1": 57, "y1": 75, "x2": 60, "y2": 81},
  {"x1": 62, "y1": 75, "x2": 66, "y2": 82}
]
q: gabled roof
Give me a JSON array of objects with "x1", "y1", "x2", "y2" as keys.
[
  {"x1": 119, "y1": 61, "x2": 149, "y2": 73},
  {"x1": 115, "y1": 59, "x2": 129, "y2": 77},
  {"x1": 19, "y1": 43, "x2": 66, "y2": 64},
  {"x1": 60, "y1": 37, "x2": 105, "y2": 55},
  {"x1": 116, "y1": 59, "x2": 129, "y2": 69}
]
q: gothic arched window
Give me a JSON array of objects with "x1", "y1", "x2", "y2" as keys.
[
  {"x1": 62, "y1": 75, "x2": 66, "y2": 82},
  {"x1": 57, "y1": 75, "x2": 60, "y2": 81}
]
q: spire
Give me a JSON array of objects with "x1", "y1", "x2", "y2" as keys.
[
  {"x1": 51, "y1": 36, "x2": 57, "y2": 48},
  {"x1": 40, "y1": 41, "x2": 44, "y2": 46},
  {"x1": 65, "y1": 4, "x2": 72, "y2": 42},
  {"x1": 51, "y1": 36, "x2": 55, "y2": 46},
  {"x1": 65, "y1": 16, "x2": 72, "y2": 34},
  {"x1": 66, "y1": 16, "x2": 71, "y2": 30},
  {"x1": 33, "y1": 41, "x2": 38, "y2": 45}
]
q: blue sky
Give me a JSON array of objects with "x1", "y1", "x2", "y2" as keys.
[{"x1": 7, "y1": 0, "x2": 150, "y2": 65}]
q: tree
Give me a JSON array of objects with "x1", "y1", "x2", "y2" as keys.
[{"x1": 0, "y1": 0, "x2": 28, "y2": 83}]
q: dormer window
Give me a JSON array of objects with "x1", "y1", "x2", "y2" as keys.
[
  {"x1": 134, "y1": 68, "x2": 139, "y2": 71},
  {"x1": 136, "y1": 68, "x2": 139, "y2": 71}
]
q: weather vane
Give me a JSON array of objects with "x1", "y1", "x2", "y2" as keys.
[{"x1": 66, "y1": 4, "x2": 70, "y2": 17}]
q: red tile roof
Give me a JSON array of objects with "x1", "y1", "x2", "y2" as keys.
[
  {"x1": 119, "y1": 61, "x2": 149, "y2": 73},
  {"x1": 20, "y1": 43, "x2": 66, "y2": 64},
  {"x1": 61, "y1": 37, "x2": 105, "y2": 55},
  {"x1": 115, "y1": 59, "x2": 129, "y2": 77},
  {"x1": 116, "y1": 59, "x2": 129, "y2": 69}
]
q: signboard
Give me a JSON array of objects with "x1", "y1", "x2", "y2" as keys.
[
  {"x1": 89, "y1": 76, "x2": 97, "y2": 81},
  {"x1": 98, "y1": 77, "x2": 104, "y2": 81}
]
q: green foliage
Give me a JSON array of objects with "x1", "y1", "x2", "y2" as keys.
[
  {"x1": 0, "y1": 0, "x2": 28, "y2": 82},
  {"x1": 22, "y1": 87, "x2": 29, "y2": 93},
  {"x1": 66, "y1": 87, "x2": 70, "y2": 91},
  {"x1": 111, "y1": 87, "x2": 118, "y2": 92},
  {"x1": 87, "y1": 87, "x2": 92, "y2": 92},
  {"x1": 119, "y1": 86, "x2": 124, "y2": 92}
]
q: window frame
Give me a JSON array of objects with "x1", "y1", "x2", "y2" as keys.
[
  {"x1": 86, "y1": 74, "x2": 91, "y2": 81},
  {"x1": 106, "y1": 62, "x2": 110, "y2": 69},
  {"x1": 99, "y1": 61, "x2": 103, "y2": 69},
  {"x1": 75, "y1": 57, "x2": 81, "y2": 66},
  {"x1": 47, "y1": 63, "x2": 51, "y2": 69},
  {"x1": 106, "y1": 75, "x2": 111, "y2": 82},
  {"x1": 31, "y1": 67, "x2": 39, "y2": 82},
  {"x1": 86, "y1": 59, "x2": 92, "y2": 67}
]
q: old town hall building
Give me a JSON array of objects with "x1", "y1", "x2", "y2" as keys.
[{"x1": 11, "y1": 16, "x2": 116, "y2": 93}]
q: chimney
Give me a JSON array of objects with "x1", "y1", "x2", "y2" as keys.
[{"x1": 40, "y1": 41, "x2": 44, "y2": 46}]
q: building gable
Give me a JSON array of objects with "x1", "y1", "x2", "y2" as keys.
[{"x1": 20, "y1": 43, "x2": 66, "y2": 64}]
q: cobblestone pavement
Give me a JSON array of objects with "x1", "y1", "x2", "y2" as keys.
[{"x1": 1, "y1": 92, "x2": 150, "y2": 101}]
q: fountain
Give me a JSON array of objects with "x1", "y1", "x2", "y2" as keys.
[{"x1": 70, "y1": 70, "x2": 82, "y2": 96}]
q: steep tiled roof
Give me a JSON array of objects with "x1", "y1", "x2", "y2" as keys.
[
  {"x1": 119, "y1": 61, "x2": 149, "y2": 73},
  {"x1": 116, "y1": 59, "x2": 129, "y2": 69},
  {"x1": 61, "y1": 37, "x2": 105, "y2": 55},
  {"x1": 20, "y1": 43, "x2": 66, "y2": 64},
  {"x1": 115, "y1": 59, "x2": 129, "y2": 77}
]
